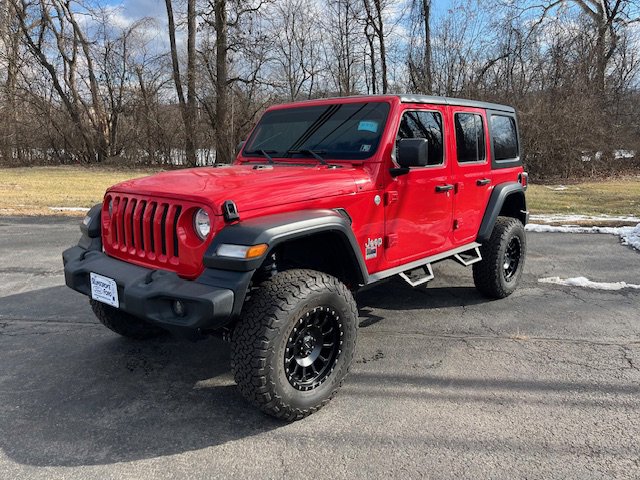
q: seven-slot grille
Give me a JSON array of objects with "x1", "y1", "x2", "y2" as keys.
[{"x1": 108, "y1": 195, "x2": 183, "y2": 264}]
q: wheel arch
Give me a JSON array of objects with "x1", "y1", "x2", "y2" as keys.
[
  {"x1": 477, "y1": 182, "x2": 528, "y2": 243},
  {"x1": 203, "y1": 209, "x2": 369, "y2": 288}
]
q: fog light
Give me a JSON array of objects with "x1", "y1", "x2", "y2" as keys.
[{"x1": 172, "y1": 300, "x2": 186, "y2": 317}]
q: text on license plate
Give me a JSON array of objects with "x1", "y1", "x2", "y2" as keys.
[{"x1": 90, "y1": 272, "x2": 119, "y2": 308}]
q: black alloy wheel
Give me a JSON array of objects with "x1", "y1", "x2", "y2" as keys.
[
  {"x1": 284, "y1": 306, "x2": 343, "y2": 391},
  {"x1": 503, "y1": 236, "x2": 522, "y2": 281}
]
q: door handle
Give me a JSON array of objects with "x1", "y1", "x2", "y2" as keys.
[
  {"x1": 476, "y1": 178, "x2": 491, "y2": 186},
  {"x1": 435, "y1": 184, "x2": 454, "y2": 193}
]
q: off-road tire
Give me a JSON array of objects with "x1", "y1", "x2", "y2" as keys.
[
  {"x1": 231, "y1": 269, "x2": 358, "y2": 421},
  {"x1": 90, "y1": 299, "x2": 166, "y2": 340},
  {"x1": 473, "y1": 216, "x2": 526, "y2": 299}
]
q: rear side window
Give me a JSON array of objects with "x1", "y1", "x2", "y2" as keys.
[
  {"x1": 455, "y1": 113, "x2": 486, "y2": 163},
  {"x1": 491, "y1": 115, "x2": 519, "y2": 160},
  {"x1": 396, "y1": 111, "x2": 444, "y2": 166}
]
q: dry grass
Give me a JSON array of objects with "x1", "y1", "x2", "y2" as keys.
[
  {"x1": 1, "y1": 166, "x2": 639, "y2": 217},
  {"x1": 527, "y1": 178, "x2": 640, "y2": 217},
  {"x1": 0, "y1": 166, "x2": 159, "y2": 216}
]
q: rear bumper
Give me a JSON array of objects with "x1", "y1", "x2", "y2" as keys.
[{"x1": 63, "y1": 246, "x2": 238, "y2": 338}]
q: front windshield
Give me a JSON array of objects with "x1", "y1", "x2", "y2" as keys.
[{"x1": 243, "y1": 102, "x2": 390, "y2": 161}]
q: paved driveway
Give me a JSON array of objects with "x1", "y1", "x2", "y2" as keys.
[{"x1": 1, "y1": 217, "x2": 639, "y2": 479}]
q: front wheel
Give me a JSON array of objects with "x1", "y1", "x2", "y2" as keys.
[
  {"x1": 473, "y1": 216, "x2": 526, "y2": 299},
  {"x1": 231, "y1": 269, "x2": 358, "y2": 421}
]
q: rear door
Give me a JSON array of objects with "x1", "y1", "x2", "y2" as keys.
[
  {"x1": 384, "y1": 105, "x2": 454, "y2": 264},
  {"x1": 450, "y1": 107, "x2": 492, "y2": 245}
]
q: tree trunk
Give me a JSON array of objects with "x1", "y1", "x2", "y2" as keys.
[
  {"x1": 215, "y1": 0, "x2": 233, "y2": 164},
  {"x1": 365, "y1": 24, "x2": 377, "y2": 94},
  {"x1": 372, "y1": 0, "x2": 387, "y2": 93},
  {"x1": 422, "y1": 0, "x2": 432, "y2": 93},
  {"x1": 186, "y1": 0, "x2": 197, "y2": 166},
  {"x1": 164, "y1": 0, "x2": 197, "y2": 166},
  {"x1": 2, "y1": 11, "x2": 19, "y2": 165},
  {"x1": 594, "y1": 24, "x2": 608, "y2": 96}
]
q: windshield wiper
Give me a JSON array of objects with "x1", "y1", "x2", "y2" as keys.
[
  {"x1": 244, "y1": 149, "x2": 276, "y2": 164},
  {"x1": 286, "y1": 149, "x2": 327, "y2": 165}
]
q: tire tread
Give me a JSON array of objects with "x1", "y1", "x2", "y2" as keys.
[
  {"x1": 473, "y1": 216, "x2": 526, "y2": 299},
  {"x1": 231, "y1": 269, "x2": 358, "y2": 421}
]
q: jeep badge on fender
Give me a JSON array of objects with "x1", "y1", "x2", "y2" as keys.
[{"x1": 63, "y1": 95, "x2": 528, "y2": 420}]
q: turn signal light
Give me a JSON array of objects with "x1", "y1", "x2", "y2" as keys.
[
  {"x1": 217, "y1": 243, "x2": 269, "y2": 259},
  {"x1": 245, "y1": 244, "x2": 269, "y2": 258}
]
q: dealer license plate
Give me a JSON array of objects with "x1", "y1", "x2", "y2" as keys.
[{"x1": 90, "y1": 272, "x2": 119, "y2": 308}]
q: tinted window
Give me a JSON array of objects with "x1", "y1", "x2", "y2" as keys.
[
  {"x1": 455, "y1": 113, "x2": 486, "y2": 163},
  {"x1": 396, "y1": 111, "x2": 444, "y2": 166},
  {"x1": 491, "y1": 115, "x2": 519, "y2": 160},
  {"x1": 243, "y1": 102, "x2": 390, "y2": 160}
]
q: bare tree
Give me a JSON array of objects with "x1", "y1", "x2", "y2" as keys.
[
  {"x1": 325, "y1": 0, "x2": 365, "y2": 95},
  {"x1": 164, "y1": 0, "x2": 198, "y2": 166},
  {"x1": 199, "y1": 0, "x2": 269, "y2": 163},
  {"x1": 270, "y1": 0, "x2": 324, "y2": 101},
  {"x1": 361, "y1": 0, "x2": 388, "y2": 93},
  {"x1": 520, "y1": 0, "x2": 640, "y2": 94},
  {"x1": 13, "y1": 0, "x2": 111, "y2": 161},
  {"x1": 1, "y1": 0, "x2": 21, "y2": 163},
  {"x1": 408, "y1": 0, "x2": 433, "y2": 93}
]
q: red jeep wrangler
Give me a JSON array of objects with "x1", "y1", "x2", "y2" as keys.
[{"x1": 63, "y1": 95, "x2": 528, "y2": 420}]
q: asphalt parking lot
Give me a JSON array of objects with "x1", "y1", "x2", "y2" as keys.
[{"x1": 1, "y1": 217, "x2": 639, "y2": 479}]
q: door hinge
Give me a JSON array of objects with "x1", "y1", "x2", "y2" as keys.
[
  {"x1": 385, "y1": 234, "x2": 398, "y2": 248},
  {"x1": 385, "y1": 191, "x2": 399, "y2": 205}
]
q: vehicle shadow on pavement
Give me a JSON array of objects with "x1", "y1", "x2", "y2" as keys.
[
  {"x1": 0, "y1": 287, "x2": 282, "y2": 467},
  {"x1": 357, "y1": 277, "x2": 488, "y2": 327}
]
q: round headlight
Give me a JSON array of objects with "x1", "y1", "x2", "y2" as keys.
[{"x1": 194, "y1": 209, "x2": 211, "y2": 240}]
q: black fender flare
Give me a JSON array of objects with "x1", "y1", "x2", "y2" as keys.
[
  {"x1": 202, "y1": 209, "x2": 369, "y2": 285},
  {"x1": 476, "y1": 182, "x2": 528, "y2": 243}
]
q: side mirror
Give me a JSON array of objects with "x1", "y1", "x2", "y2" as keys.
[{"x1": 397, "y1": 138, "x2": 429, "y2": 168}]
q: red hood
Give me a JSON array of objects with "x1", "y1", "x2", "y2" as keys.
[{"x1": 108, "y1": 164, "x2": 373, "y2": 215}]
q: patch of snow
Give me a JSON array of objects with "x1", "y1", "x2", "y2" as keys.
[
  {"x1": 538, "y1": 276, "x2": 640, "y2": 291},
  {"x1": 526, "y1": 224, "x2": 625, "y2": 234},
  {"x1": 526, "y1": 222, "x2": 640, "y2": 251},
  {"x1": 614, "y1": 149, "x2": 636, "y2": 160},
  {"x1": 580, "y1": 150, "x2": 635, "y2": 161},
  {"x1": 529, "y1": 214, "x2": 640, "y2": 224},
  {"x1": 544, "y1": 185, "x2": 568, "y2": 191},
  {"x1": 48, "y1": 207, "x2": 90, "y2": 212},
  {"x1": 620, "y1": 223, "x2": 640, "y2": 250}
]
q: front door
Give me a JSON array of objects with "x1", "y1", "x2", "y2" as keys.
[{"x1": 384, "y1": 106, "x2": 454, "y2": 264}]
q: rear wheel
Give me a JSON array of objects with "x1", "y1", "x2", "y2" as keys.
[
  {"x1": 473, "y1": 216, "x2": 526, "y2": 299},
  {"x1": 231, "y1": 269, "x2": 358, "y2": 421},
  {"x1": 90, "y1": 300, "x2": 166, "y2": 340}
]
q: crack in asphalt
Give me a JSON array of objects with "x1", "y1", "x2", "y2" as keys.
[{"x1": 621, "y1": 346, "x2": 640, "y2": 372}]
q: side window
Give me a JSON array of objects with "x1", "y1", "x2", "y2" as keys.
[
  {"x1": 454, "y1": 113, "x2": 486, "y2": 163},
  {"x1": 396, "y1": 111, "x2": 444, "y2": 166},
  {"x1": 491, "y1": 115, "x2": 519, "y2": 161}
]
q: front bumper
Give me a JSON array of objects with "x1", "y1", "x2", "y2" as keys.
[{"x1": 63, "y1": 246, "x2": 237, "y2": 338}]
